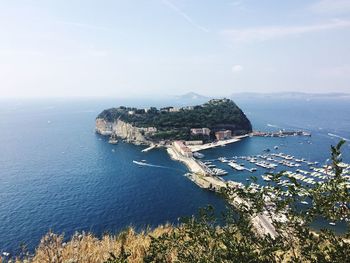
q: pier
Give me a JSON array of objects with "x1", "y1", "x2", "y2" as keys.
[
  {"x1": 142, "y1": 144, "x2": 157, "y2": 152},
  {"x1": 187, "y1": 134, "x2": 249, "y2": 152}
]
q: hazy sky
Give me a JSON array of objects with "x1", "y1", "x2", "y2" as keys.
[{"x1": 0, "y1": 0, "x2": 349, "y2": 98}]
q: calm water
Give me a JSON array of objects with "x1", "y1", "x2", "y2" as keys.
[{"x1": 0, "y1": 97, "x2": 349, "y2": 253}]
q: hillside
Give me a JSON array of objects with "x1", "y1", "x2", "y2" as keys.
[{"x1": 96, "y1": 98, "x2": 252, "y2": 141}]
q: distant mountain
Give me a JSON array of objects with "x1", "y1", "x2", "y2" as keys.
[
  {"x1": 231, "y1": 92, "x2": 350, "y2": 100},
  {"x1": 175, "y1": 92, "x2": 210, "y2": 100},
  {"x1": 172, "y1": 92, "x2": 212, "y2": 106}
]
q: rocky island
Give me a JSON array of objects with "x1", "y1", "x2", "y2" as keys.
[
  {"x1": 95, "y1": 98, "x2": 252, "y2": 145},
  {"x1": 95, "y1": 99, "x2": 281, "y2": 237}
]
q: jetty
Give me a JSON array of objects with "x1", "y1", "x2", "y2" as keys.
[
  {"x1": 142, "y1": 144, "x2": 157, "y2": 152},
  {"x1": 187, "y1": 134, "x2": 249, "y2": 152}
]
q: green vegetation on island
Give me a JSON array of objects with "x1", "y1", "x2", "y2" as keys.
[{"x1": 97, "y1": 99, "x2": 252, "y2": 141}]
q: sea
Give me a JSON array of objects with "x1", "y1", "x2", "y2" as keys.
[{"x1": 0, "y1": 96, "x2": 349, "y2": 254}]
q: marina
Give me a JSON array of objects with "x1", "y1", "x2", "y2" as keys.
[{"x1": 197, "y1": 151, "x2": 350, "y2": 190}]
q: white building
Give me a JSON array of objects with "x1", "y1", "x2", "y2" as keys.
[
  {"x1": 190, "y1": 128, "x2": 211, "y2": 136},
  {"x1": 173, "y1": 141, "x2": 193, "y2": 157}
]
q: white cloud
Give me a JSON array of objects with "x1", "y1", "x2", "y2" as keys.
[
  {"x1": 310, "y1": 0, "x2": 350, "y2": 14},
  {"x1": 322, "y1": 65, "x2": 350, "y2": 77},
  {"x1": 221, "y1": 19, "x2": 350, "y2": 43},
  {"x1": 232, "y1": 65, "x2": 243, "y2": 72},
  {"x1": 229, "y1": 1, "x2": 247, "y2": 10},
  {"x1": 161, "y1": 0, "x2": 209, "y2": 32},
  {"x1": 56, "y1": 20, "x2": 111, "y2": 31},
  {"x1": 230, "y1": 1, "x2": 242, "y2": 7},
  {"x1": 88, "y1": 50, "x2": 108, "y2": 57}
]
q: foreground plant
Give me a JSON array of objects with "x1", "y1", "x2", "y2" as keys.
[
  {"x1": 5, "y1": 141, "x2": 349, "y2": 263},
  {"x1": 144, "y1": 140, "x2": 349, "y2": 263}
]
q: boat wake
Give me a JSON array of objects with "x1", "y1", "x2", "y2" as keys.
[
  {"x1": 328, "y1": 133, "x2": 349, "y2": 141},
  {"x1": 132, "y1": 160, "x2": 185, "y2": 172}
]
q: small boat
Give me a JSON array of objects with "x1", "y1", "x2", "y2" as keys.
[
  {"x1": 228, "y1": 162, "x2": 245, "y2": 171},
  {"x1": 141, "y1": 160, "x2": 146, "y2": 162},
  {"x1": 274, "y1": 146, "x2": 279, "y2": 150},
  {"x1": 300, "y1": 201, "x2": 309, "y2": 205},
  {"x1": 262, "y1": 175, "x2": 272, "y2": 181},
  {"x1": 108, "y1": 134, "x2": 118, "y2": 144},
  {"x1": 193, "y1": 152, "x2": 205, "y2": 159},
  {"x1": 329, "y1": 222, "x2": 336, "y2": 226},
  {"x1": 2, "y1": 252, "x2": 10, "y2": 257}
]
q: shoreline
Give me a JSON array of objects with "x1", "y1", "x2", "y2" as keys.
[{"x1": 166, "y1": 142, "x2": 278, "y2": 238}]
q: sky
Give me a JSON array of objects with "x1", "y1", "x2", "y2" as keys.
[{"x1": 0, "y1": 0, "x2": 349, "y2": 98}]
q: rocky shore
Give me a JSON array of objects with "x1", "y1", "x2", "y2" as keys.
[{"x1": 95, "y1": 118, "x2": 151, "y2": 145}]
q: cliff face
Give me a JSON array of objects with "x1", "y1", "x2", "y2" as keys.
[
  {"x1": 95, "y1": 118, "x2": 113, "y2": 135},
  {"x1": 95, "y1": 118, "x2": 149, "y2": 145}
]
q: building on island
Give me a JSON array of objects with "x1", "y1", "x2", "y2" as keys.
[
  {"x1": 181, "y1": 106, "x2": 194, "y2": 111},
  {"x1": 190, "y1": 128, "x2": 211, "y2": 136},
  {"x1": 185, "y1": 140, "x2": 203, "y2": 146},
  {"x1": 215, "y1": 130, "x2": 232, "y2": 140},
  {"x1": 160, "y1": 106, "x2": 179, "y2": 112},
  {"x1": 173, "y1": 141, "x2": 193, "y2": 158},
  {"x1": 169, "y1": 107, "x2": 180, "y2": 112},
  {"x1": 138, "y1": 127, "x2": 157, "y2": 136}
]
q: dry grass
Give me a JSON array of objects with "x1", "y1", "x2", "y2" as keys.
[{"x1": 6, "y1": 224, "x2": 172, "y2": 263}]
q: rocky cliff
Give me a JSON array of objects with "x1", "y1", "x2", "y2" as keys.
[{"x1": 95, "y1": 118, "x2": 150, "y2": 145}]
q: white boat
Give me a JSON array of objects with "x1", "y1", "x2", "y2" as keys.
[
  {"x1": 329, "y1": 222, "x2": 336, "y2": 226},
  {"x1": 212, "y1": 168, "x2": 228, "y2": 176},
  {"x1": 228, "y1": 162, "x2": 245, "y2": 171},
  {"x1": 108, "y1": 139, "x2": 118, "y2": 144},
  {"x1": 300, "y1": 201, "x2": 309, "y2": 205},
  {"x1": 193, "y1": 152, "x2": 205, "y2": 159},
  {"x1": 262, "y1": 175, "x2": 272, "y2": 181}
]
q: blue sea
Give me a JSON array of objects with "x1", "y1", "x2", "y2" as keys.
[{"x1": 0, "y1": 97, "x2": 349, "y2": 254}]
